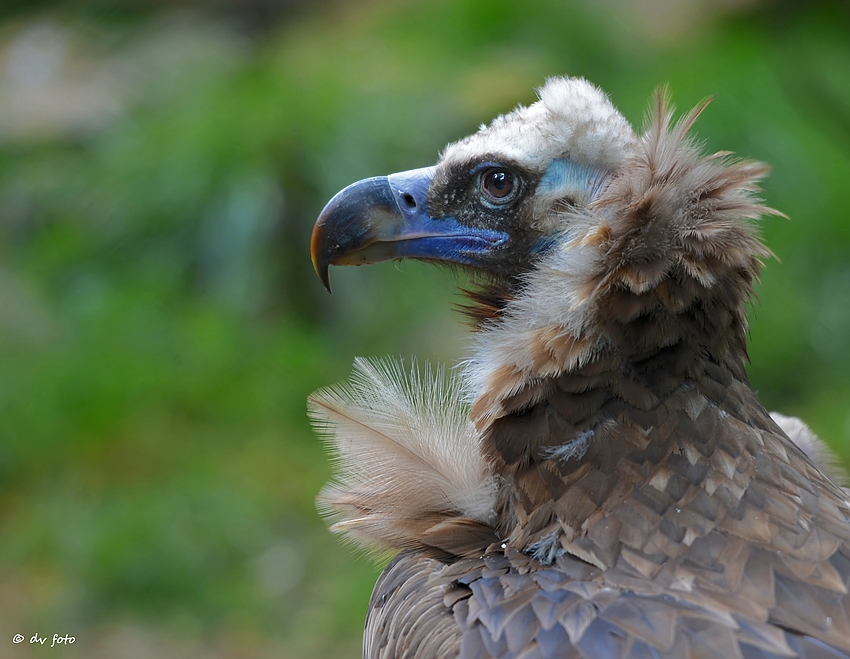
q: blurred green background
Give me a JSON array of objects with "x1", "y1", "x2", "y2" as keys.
[{"x1": 0, "y1": 0, "x2": 848, "y2": 656}]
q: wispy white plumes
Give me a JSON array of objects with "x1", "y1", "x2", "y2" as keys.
[{"x1": 308, "y1": 357, "x2": 496, "y2": 553}]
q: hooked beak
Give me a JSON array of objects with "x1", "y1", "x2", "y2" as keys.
[{"x1": 311, "y1": 166, "x2": 508, "y2": 292}]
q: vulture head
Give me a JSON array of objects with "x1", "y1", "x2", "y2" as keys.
[
  {"x1": 313, "y1": 78, "x2": 637, "y2": 292},
  {"x1": 309, "y1": 77, "x2": 850, "y2": 658}
]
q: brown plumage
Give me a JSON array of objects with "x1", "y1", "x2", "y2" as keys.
[{"x1": 309, "y1": 77, "x2": 850, "y2": 658}]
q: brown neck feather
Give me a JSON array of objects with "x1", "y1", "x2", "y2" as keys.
[
  {"x1": 480, "y1": 268, "x2": 769, "y2": 549},
  {"x1": 458, "y1": 283, "x2": 514, "y2": 327}
]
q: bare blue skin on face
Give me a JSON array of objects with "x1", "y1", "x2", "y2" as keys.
[{"x1": 537, "y1": 158, "x2": 609, "y2": 203}]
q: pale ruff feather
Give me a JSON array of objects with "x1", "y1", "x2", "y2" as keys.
[{"x1": 309, "y1": 357, "x2": 496, "y2": 552}]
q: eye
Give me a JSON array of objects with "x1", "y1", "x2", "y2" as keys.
[{"x1": 480, "y1": 168, "x2": 517, "y2": 204}]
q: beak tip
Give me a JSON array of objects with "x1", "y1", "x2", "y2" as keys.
[
  {"x1": 319, "y1": 269, "x2": 333, "y2": 294},
  {"x1": 311, "y1": 219, "x2": 333, "y2": 294},
  {"x1": 312, "y1": 253, "x2": 333, "y2": 294}
]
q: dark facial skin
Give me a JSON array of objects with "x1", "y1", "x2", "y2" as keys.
[{"x1": 427, "y1": 155, "x2": 545, "y2": 285}]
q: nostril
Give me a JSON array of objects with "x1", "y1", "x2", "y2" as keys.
[{"x1": 401, "y1": 193, "x2": 417, "y2": 209}]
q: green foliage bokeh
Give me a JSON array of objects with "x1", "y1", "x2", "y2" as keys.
[{"x1": 0, "y1": 0, "x2": 848, "y2": 656}]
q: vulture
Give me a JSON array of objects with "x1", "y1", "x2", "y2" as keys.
[{"x1": 308, "y1": 77, "x2": 850, "y2": 659}]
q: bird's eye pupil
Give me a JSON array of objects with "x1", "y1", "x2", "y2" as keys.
[{"x1": 482, "y1": 169, "x2": 515, "y2": 202}]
